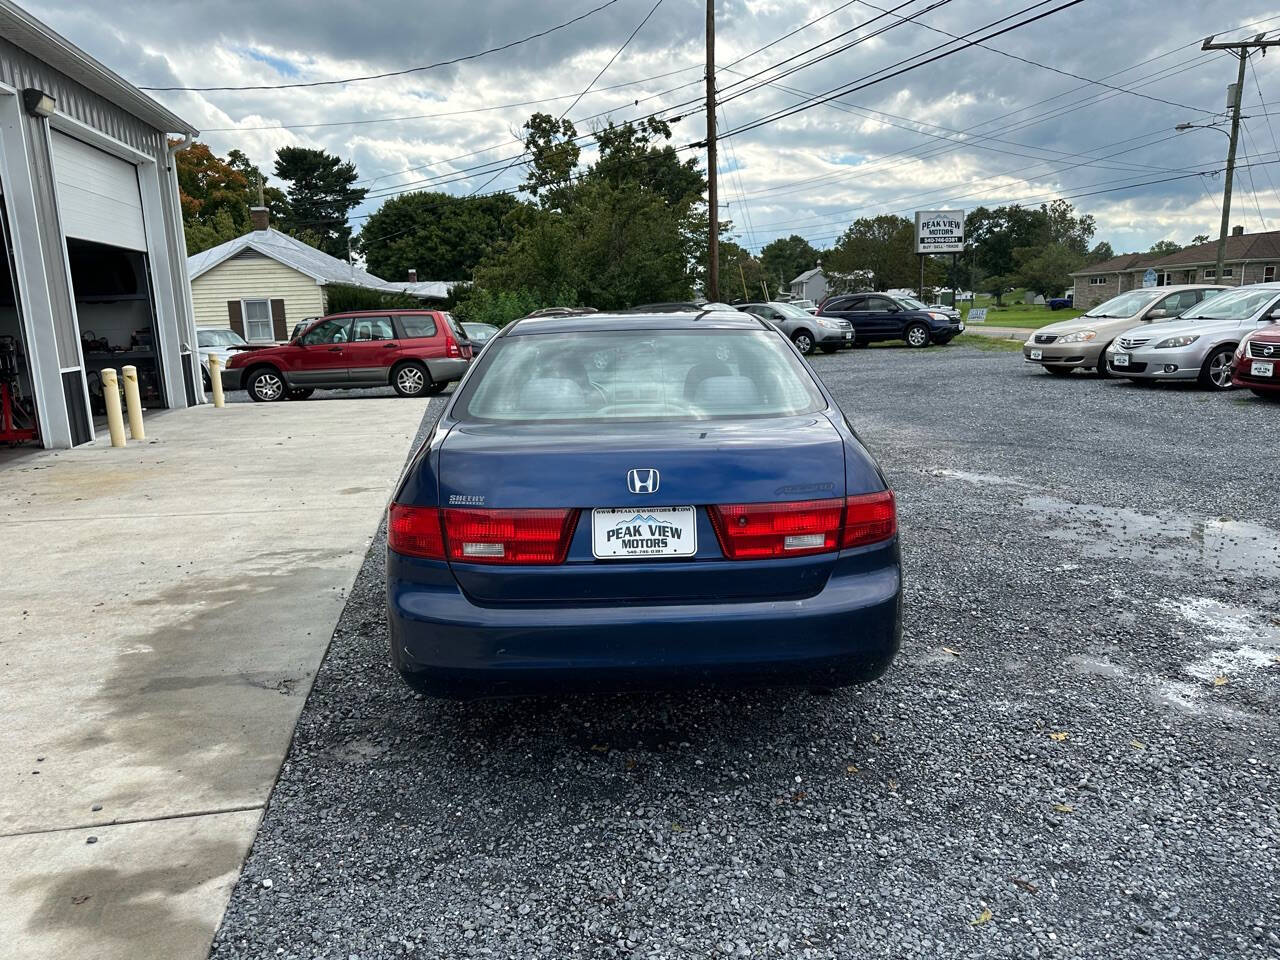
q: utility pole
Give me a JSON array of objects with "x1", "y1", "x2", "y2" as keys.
[
  {"x1": 1201, "y1": 31, "x2": 1280, "y2": 282},
  {"x1": 705, "y1": 0, "x2": 719, "y2": 303}
]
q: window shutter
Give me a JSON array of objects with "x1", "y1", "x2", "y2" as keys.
[
  {"x1": 227, "y1": 301, "x2": 244, "y2": 337},
  {"x1": 270, "y1": 299, "x2": 287, "y2": 340}
]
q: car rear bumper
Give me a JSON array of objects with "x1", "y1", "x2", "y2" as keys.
[
  {"x1": 425, "y1": 357, "x2": 470, "y2": 383},
  {"x1": 220, "y1": 368, "x2": 244, "y2": 391},
  {"x1": 386, "y1": 550, "x2": 902, "y2": 699}
]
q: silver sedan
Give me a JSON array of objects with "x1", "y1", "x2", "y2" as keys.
[{"x1": 1105, "y1": 284, "x2": 1280, "y2": 389}]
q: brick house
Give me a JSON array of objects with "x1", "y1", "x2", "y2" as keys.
[{"x1": 1071, "y1": 227, "x2": 1280, "y2": 310}]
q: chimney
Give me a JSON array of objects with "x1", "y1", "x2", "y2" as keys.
[
  {"x1": 1232, "y1": 225, "x2": 1245, "y2": 236},
  {"x1": 407, "y1": 268, "x2": 418, "y2": 283},
  {"x1": 249, "y1": 206, "x2": 270, "y2": 232}
]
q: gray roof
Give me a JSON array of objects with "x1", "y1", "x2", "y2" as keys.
[
  {"x1": 790, "y1": 267, "x2": 823, "y2": 284},
  {"x1": 0, "y1": 0, "x2": 196, "y2": 136},
  {"x1": 384, "y1": 280, "x2": 466, "y2": 300},
  {"x1": 187, "y1": 229, "x2": 393, "y2": 290}
]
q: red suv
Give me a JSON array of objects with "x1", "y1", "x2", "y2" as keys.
[
  {"x1": 1232, "y1": 322, "x2": 1280, "y2": 399},
  {"x1": 223, "y1": 310, "x2": 473, "y2": 402}
]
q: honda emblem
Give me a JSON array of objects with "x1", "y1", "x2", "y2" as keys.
[{"x1": 627, "y1": 468, "x2": 659, "y2": 494}]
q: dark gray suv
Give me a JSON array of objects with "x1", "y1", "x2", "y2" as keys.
[{"x1": 736, "y1": 301, "x2": 854, "y2": 355}]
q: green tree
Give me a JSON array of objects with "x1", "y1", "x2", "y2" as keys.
[
  {"x1": 719, "y1": 241, "x2": 767, "y2": 301},
  {"x1": 470, "y1": 115, "x2": 707, "y2": 309},
  {"x1": 273, "y1": 146, "x2": 368, "y2": 258},
  {"x1": 825, "y1": 215, "x2": 917, "y2": 291},
  {"x1": 225, "y1": 148, "x2": 290, "y2": 223},
  {"x1": 1086, "y1": 241, "x2": 1115, "y2": 264},
  {"x1": 1190, "y1": 233, "x2": 1210, "y2": 245},
  {"x1": 1015, "y1": 241, "x2": 1083, "y2": 299},
  {"x1": 357, "y1": 192, "x2": 519, "y2": 282},
  {"x1": 1148, "y1": 239, "x2": 1181, "y2": 255},
  {"x1": 760, "y1": 235, "x2": 819, "y2": 294}
]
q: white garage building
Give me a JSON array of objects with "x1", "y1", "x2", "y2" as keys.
[{"x1": 0, "y1": 0, "x2": 199, "y2": 449}]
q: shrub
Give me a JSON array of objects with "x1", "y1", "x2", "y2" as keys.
[
  {"x1": 453, "y1": 285, "x2": 579, "y2": 327},
  {"x1": 324, "y1": 283, "x2": 421, "y2": 313}
]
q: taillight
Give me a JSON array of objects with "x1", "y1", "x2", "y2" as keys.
[
  {"x1": 388, "y1": 504, "x2": 579, "y2": 564},
  {"x1": 708, "y1": 492, "x2": 895, "y2": 560},
  {"x1": 388, "y1": 503, "x2": 445, "y2": 559},
  {"x1": 445, "y1": 333, "x2": 461, "y2": 358},
  {"x1": 841, "y1": 490, "x2": 896, "y2": 548},
  {"x1": 443, "y1": 508, "x2": 577, "y2": 564}
]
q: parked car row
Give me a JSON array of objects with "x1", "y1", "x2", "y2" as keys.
[
  {"x1": 736, "y1": 293, "x2": 964, "y2": 355},
  {"x1": 1023, "y1": 283, "x2": 1280, "y2": 396}
]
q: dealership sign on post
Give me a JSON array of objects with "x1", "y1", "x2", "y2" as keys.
[{"x1": 915, "y1": 210, "x2": 965, "y2": 254}]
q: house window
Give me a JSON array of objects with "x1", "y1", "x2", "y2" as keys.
[
  {"x1": 242, "y1": 299, "x2": 273, "y2": 341},
  {"x1": 1089, "y1": 276, "x2": 1108, "y2": 285},
  {"x1": 1222, "y1": 267, "x2": 1234, "y2": 279},
  {"x1": 1266, "y1": 266, "x2": 1276, "y2": 283},
  {"x1": 1204, "y1": 267, "x2": 1234, "y2": 281}
]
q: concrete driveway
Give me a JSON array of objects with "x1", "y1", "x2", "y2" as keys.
[{"x1": 0, "y1": 395, "x2": 429, "y2": 960}]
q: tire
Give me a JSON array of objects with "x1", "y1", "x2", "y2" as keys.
[
  {"x1": 792, "y1": 330, "x2": 815, "y2": 355},
  {"x1": 1093, "y1": 345, "x2": 1112, "y2": 379},
  {"x1": 287, "y1": 387, "x2": 314, "y2": 400},
  {"x1": 1045, "y1": 366, "x2": 1073, "y2": 377},
  {"x1": 904, "y1": 322, "x2": 931, "y2": 348},
  {"x1": 392, "y1": 361, "x2": 431, "y2": 397},
  {"x1": 245, "y1": 366, "x2": 287, "y2": 402},
  {"x1": 819, "y1": 344, "x2": 840, "y2": 354},
  {"x1": 1198, "y1": 345, "x2": 1236, "y2": 390}
]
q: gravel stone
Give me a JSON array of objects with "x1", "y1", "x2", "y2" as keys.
[{"x1": 210, "y1": 347, "x2": 1280, "y2": 959}]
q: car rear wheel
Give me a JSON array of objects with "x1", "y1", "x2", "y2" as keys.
[
  {"x1": 1044, "y1": 366, "x2": 1073, "y2": 377},
  {"x1": 792, "y1": 330, "x2": 815, "y2": 355},
  {"x1": 246, "y1": 367, "x2": 286, "y2": 402},
  {"x1": 392, "y1": 362, "x2": 431, "y2": 397},
  {"x1": 1198, "y1": 346, "x2": 1235, "y2": 390},
  {"x1": 287, "y1": 387, "x2": 314, "y2": 400},
  {"x1": 904, "y1": 322, "x2": 931, "y2": 348}
]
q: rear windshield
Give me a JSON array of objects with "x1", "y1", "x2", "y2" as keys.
[{"x1": 456, "y1": 329, "x2": 827, "y2": 422}]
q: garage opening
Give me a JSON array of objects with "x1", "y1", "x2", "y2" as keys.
[
  {"x1": 0, "y1": 190, "x2": 40, "y2": 448},
  {"x1": 69, "y1": 240, "x2": 165, "y2": 417},
  {"x1": 50, "y1": 130, "x2": 165, "y2": 419}
]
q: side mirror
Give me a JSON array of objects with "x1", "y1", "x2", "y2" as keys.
[{"x1": 1145, "y1": 308, "x2": 1168, "y2": 320}]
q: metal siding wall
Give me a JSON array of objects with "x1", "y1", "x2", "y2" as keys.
[{"x1": 0, "y1": 35, "x2": 194, "y2": 411}]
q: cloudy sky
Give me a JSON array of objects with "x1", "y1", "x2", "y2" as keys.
[{"x1": 24, "y1": 0, "x2": 1280, "y2": 256}]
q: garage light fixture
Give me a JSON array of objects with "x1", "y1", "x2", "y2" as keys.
[{"x1": 22, "y1": 88, "x2": 56, "y2": 118}]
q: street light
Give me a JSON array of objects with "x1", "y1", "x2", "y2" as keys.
[{"x1": 1175, "y1": 121, "x2": 1231, "y2": 137}]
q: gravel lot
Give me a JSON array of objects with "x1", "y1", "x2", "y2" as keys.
[{"x1": 211, "y1": 344, "x2": 1280, "y2": 960}]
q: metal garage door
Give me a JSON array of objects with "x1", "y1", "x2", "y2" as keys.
[{"x1": 50, "y1": 131, "x2": 147, "y2": 252}]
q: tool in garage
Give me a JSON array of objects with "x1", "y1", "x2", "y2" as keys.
[{"x1": 0, "y1": 335, "x2": 38, "y2": 445}]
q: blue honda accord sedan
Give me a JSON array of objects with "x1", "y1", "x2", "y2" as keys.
[{"x1": 386, "y1": 309, "x2": 902, "y2": 698}]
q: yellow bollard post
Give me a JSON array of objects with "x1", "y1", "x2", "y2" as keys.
[
  {"x1": 209, "y1": 355, "x2": 225, "y2": 408},
  {"x1": 121, "y1": 364, "x2": 145, "y2": 440},
  {"x1": 100, "y1": 368, "x2": 127, "y2": 447}
]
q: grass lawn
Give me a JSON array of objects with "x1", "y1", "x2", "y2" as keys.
[
  {"x1": 962, "y1": 288, "x2": 1080, "y2": 329},
  {"x1": 952, "y1": 333, "x2": 1024, "y2": 352}
]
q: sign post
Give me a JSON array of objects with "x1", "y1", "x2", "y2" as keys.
[
  {"x1": 1142, "y1": 268, "x2": 1158, "y2": 288},
  {"x1": 915, "y1": 210, "x2": 964, "y2": 306}
]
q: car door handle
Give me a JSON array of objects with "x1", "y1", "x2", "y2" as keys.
[
  {"x1": 382, "y1": 342, "x2": 400, "y2": 348},
  {"x1": 327, "y1": 346, "x2": 342, "y2": 352}
]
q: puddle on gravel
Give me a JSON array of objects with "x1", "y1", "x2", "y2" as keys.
[
  {"x1": 927, "y1": 468, "x2": 1032, "y2": 488},
  {"x1": 1171, "y1": 597, "x2": 1280, "y2": 681},
  {"x1": 1022, "y1": 495, "x2": 1280, "y2": 578}
]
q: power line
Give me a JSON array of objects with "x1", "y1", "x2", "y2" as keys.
[
  {"x1": 854, "y1": 0, "x2": 1215, "y2": 115},
  {"x1": 141, "y1": 0, "x2": 626, "y2": 91},
  {"x1": 719, "y1": 0, "x2": 1090, "y2": 138},
  {"x1": 201, "y1": 64, "x2": 703, "y2": 134}
]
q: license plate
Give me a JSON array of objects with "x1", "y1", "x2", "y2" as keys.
[
  {"x1": 1113, "y1": 353, "x2": 1130, "y2": 367},
  {"x1": 592, "y1": 506, "x2": 696, "y2": 559},
  {"x1": 1252, "y1": 360, "x2": 1275, "y2": 377},
  {"x1": 1030, "y1": 349, "x2": 1043, "y2": 360}
]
